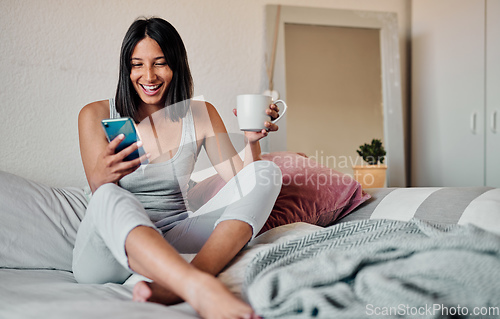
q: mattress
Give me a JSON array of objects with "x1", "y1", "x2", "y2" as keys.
[{"x1": 0, "y1": 222, "x2": 322, "y2": 319}]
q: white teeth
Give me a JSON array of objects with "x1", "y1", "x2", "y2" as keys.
[{"x1": 142, "y1": 84, "x2": 160, "y2": 90}]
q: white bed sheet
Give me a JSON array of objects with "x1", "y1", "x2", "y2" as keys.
[{"x1": 0, "y1": 222, "x2": 322, "y2": 319}]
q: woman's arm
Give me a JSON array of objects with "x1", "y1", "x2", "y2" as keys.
[
  {"x1": 192, "y1": 101, "x2": 279, "y2": 183},
  {"x1": 78, "y1": 101, "x2": 148, "y2": 193},
  {"x1": 195, "y1": 102, "x2": 243, "y2": 182}
]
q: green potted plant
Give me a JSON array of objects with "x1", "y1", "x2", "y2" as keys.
[{"x1": 352, "y1": 139, "x2": 387, "y2": 188}]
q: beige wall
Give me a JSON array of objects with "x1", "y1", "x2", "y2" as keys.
[{"x1": 0, "y1": 0, "x2": 410, "y2": 187}]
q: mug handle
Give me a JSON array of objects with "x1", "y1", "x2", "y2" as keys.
[{"x1": 271, "y1": 100, "x2": 288, "y2": 124}]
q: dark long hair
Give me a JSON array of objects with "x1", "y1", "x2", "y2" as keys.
[{"x1": 115, "y1": 17, "x2": 193, "y2": 122}]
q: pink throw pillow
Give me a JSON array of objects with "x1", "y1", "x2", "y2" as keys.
[{"x1": 187, "y1": 152, "x2": 370, "y2": 234}]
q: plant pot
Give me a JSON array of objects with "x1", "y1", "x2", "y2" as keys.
[{"x1": 352, "y1": 164, "x2": 387, "y2": 188}]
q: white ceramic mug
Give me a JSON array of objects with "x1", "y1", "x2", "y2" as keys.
[{"x1": 236, "y1": 94, "x2": 288, "y2": 131}]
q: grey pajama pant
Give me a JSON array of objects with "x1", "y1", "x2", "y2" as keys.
[{"x1": 72, "y1": 160, "x2": 282, "y2": 284}]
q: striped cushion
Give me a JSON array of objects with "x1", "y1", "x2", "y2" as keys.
[{"x1": 338, "y1": 187, "x2": 500, "y2": 235}]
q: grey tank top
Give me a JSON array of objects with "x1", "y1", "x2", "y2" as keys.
[{"x1": 109, "y1": 98, "x2": 199, "y2": 232}]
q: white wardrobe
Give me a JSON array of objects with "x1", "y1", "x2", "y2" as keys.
[{"x1": 412, "y1": 0, "x2": 500, "y2": 187}]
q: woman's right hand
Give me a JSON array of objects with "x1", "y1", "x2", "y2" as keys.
[
  {"x1": 78, "y1": 100, "x2": 152, "y2": 194},
  {"x1": 90, "y1": 134, "x2": 149, "y2": 192}
]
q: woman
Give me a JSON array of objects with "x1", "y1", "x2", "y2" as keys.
[{"x1": 72, "y1": 17, "x2": 282, "y2": 319}]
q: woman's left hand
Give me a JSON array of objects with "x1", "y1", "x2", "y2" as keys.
[{"x1": 233, "y1": 103, "x2": 280, "y2": 143}]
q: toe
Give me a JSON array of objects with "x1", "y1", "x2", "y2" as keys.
[{"x1": 132, "y1": 281, "x2": 152, "y2": 302}]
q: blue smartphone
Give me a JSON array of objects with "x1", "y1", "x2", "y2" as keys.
[{"x1": 101, "y1": 117, "x2": 149, "y2": 164}]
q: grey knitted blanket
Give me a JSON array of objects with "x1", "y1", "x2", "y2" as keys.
[{"x1": 243, "y1": 219, "x2": 500, "y2": 318}]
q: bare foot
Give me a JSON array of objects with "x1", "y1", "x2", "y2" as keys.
[
  {"x1": 134, "y1": 275, "x2": 259, "y2": 319},
  {"x1": 133, "y1": 281, "x2": 182, "y2": 305},
  {"x1": 184, "y1": 272, "x2": 260, "y2": 319}
]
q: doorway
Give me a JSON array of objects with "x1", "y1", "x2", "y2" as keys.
[
  {"x1": 265, "y1": 5, "x2": 406, "y2": 187},
  {"x1": 284, "y1": 23, "x2": 384, "y2": 175}
]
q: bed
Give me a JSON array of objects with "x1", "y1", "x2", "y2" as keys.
[{"x1": 1, "y1": 152, "x2": 500, "y2": 318}]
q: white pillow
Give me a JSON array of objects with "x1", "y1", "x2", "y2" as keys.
[{"x1": 0, "y1": 171, "x2": 87, "y2": 271}]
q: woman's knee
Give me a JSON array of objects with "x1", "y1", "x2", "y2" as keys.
[
  {"x1": 91, "y1": 183, "x2": 122, "y2": 201},
  {"x1": 84, "y1": 183, "x2": 115, "y2": 223},
  {"x1": 85, "y1": 183, "x2": 137, "y2": 222},
  {"x1": 252, "y1": 160, "x2": 282, "y2": 192},
  {"x1": 88, "y1": 183, "x2": 121, "y2": 206}
]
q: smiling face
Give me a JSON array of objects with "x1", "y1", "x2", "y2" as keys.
[{"x1": 130, "y1": 37, "x2": 173, "y2": 109}]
